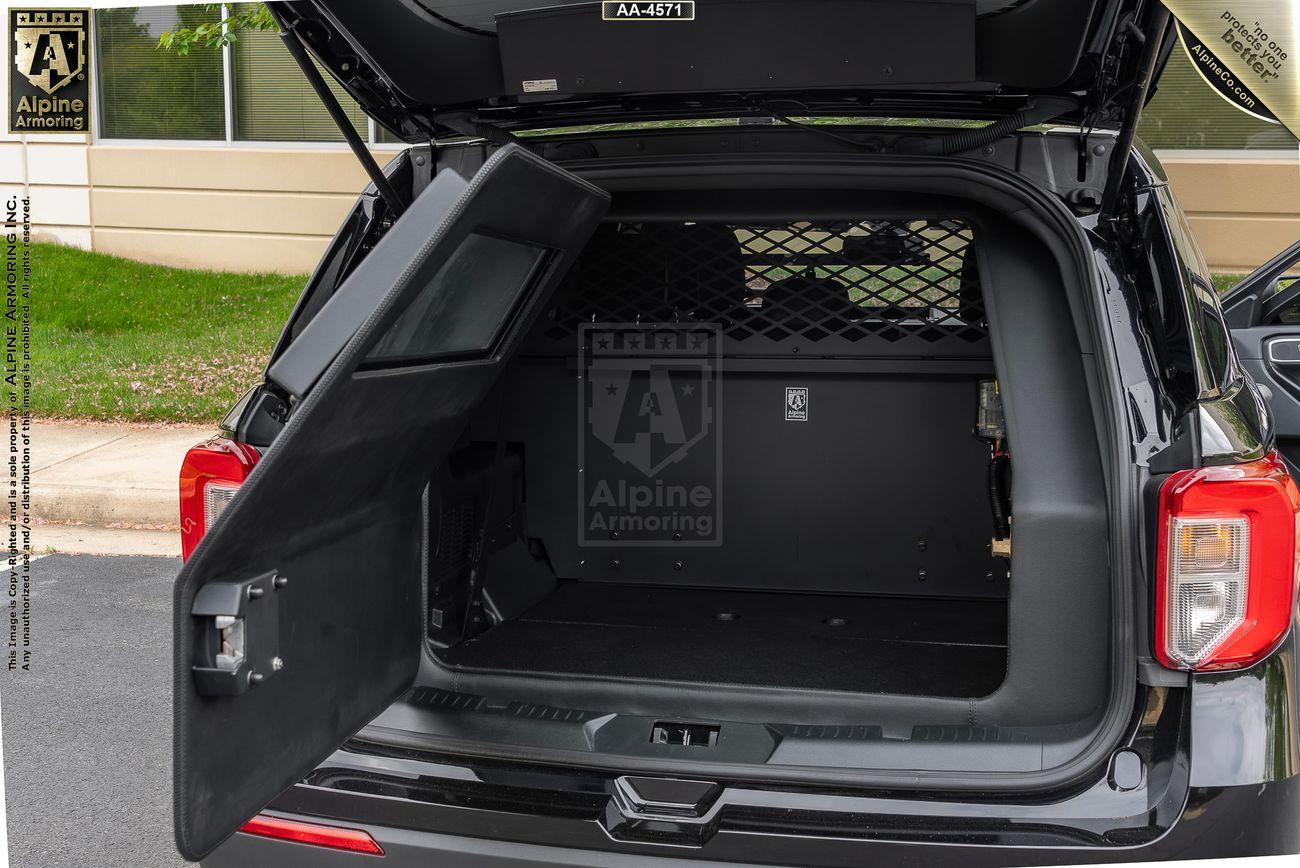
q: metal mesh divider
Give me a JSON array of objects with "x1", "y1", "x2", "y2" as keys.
[{"x1": 535, "y1": 218, "x2": 988, "y2": 355}]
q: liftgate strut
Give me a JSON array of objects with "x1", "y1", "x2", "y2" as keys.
[
  {"x1": 1099, "y1": 5, "x2": 1173, "y2": 220},
  {"x1": 275, "y1": 19, "x2": 406, "y2": 218}
]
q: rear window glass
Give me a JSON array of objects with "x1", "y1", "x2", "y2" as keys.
[{"x1": 367, "y1": 233, "x2": 548, "y2": 363}]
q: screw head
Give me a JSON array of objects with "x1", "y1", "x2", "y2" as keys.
[
  {"x1": 271, "y1": 657, "x2": 284, "y2": 671},
  {"x1": 247, "y1": 585, "x2": 264, "y2": 599},
  {"x1": 673, "y1": 560, "x2": 684, "y2": 571},
  {"x1": 273, "y1": 575, "x2": 288, "y2": 589}
]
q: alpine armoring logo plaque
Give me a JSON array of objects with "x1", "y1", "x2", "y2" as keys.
[
  {"x1": 579, "y1": 323, "x2": 720, "y2": 547},
  {"x1": 9, "y1": 9, "x2": 89, "y2": 133}
]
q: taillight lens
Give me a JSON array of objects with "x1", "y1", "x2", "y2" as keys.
[
  {"x1": 239, "y1": 814, "x2": 384, "y2": 856},
  {"x1": 179, "y1": 436, "x2": 259, "y2": 561},
  {"x1": 1156, "y1": 451, "x2": 1300, "y2": 671}
]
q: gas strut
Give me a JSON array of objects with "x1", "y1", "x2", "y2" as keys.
[
  {"x1": 275, "y1": 20, "x2": 406, "y2": 218},
  {"x1": 1099, "y1": 5, "x2": 1172, "y2": 220}
]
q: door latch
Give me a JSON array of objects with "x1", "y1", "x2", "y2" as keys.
[{"x1": 191, "y1": 571, "x2": 284, "y2": 696}]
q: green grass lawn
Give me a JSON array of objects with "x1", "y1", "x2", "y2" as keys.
[
  {"x1": 1214, "y1": 273, "x2": 1244, "y2": 293},
  {"x1": 36, "y1": 243, "x2": 304, "y2": 423},
  {"x1": 33, "y1": 242, "x2": 1253, "y2": 424}
]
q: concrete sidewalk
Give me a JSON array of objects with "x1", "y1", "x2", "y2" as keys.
[{"x1": 32, "y1": 421, "x2": 214, "y2": 528}]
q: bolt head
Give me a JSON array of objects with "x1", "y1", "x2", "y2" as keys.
[{"x1": 271, "y1": 657, "x2": 284, "y2": 671}]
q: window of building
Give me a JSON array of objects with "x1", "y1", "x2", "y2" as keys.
[
  {"x1": 1140, "y1": 44, "x2": 1298, "y2": 150},
  {"x1": 95, "y1": 6, "x2": 225, "y2": 140},
  {"x1": 95, "y1": 5, "x2": 402, "y2": 147},
  {"x1": 229, "y1": 5, "x2": 368, "y2": 142}
]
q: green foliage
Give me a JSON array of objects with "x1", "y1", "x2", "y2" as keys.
[
  {"x1": 33, "y1": 244, "x2": 303, "y2": 422},
  {"x1": 156, "y1": 3, "x2": 276, "y2": 55},
  {"x1": 1214, "y1": 273, "x2": 1244, "y2": 294}
]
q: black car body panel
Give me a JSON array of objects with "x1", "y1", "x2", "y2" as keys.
[
  {"x1": 204, "y1": 774, "x2": 1300, "y2": 865},
  {"x1": 200, "y1": 674, "x2": 1300, "y2": 866}
]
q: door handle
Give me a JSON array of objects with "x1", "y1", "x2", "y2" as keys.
[{"x1": 1266, "y1": 338, "x2": 1300, "y2": 365}]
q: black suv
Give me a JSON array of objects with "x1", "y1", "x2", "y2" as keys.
[{"x1": 174, "y1": 1, "x2": 1300, "y2": 864}]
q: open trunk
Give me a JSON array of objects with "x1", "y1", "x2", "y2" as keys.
[
  {"x1": 175, "y1": 142, "x2": 1128, "y2": 860},
  {"x1": 369, "y1": 158, "x2": 1116, "y2": 769}
]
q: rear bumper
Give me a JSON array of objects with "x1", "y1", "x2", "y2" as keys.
[
  {"x1": 203, "y1": 776, "x2": 1300, "y2": 867},
  {"x1": 198, "y1": 645, "x2": 1300, "y2": 866}
]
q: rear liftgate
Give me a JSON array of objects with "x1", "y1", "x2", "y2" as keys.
[{"x1": 171, "y1": 144, "x2": 608, "y2": 860}]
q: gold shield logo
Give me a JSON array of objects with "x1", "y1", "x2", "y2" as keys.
[{"x1": 13, "y1": 10, "x2": 84, "y2": 96}]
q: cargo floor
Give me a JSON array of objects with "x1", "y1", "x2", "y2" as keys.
[{"x1": 441, "y1": 583, "x2": 1008, "y2": 697}]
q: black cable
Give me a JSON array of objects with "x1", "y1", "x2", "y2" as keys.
[
  {"x1": 761, "y1": 103, "x2": 880, "y2": 152},
  {"x1": 988, "y1": 452, "x2": 1011, "y2": 540},
  {"x1": 939, "y1": 109, "x2": 1028, "y2": 155}
]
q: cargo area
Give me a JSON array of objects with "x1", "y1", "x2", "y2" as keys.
[
  {"x1": 441, "y1": 584, "x2": 1007, "y2": 697},
  {"x1": 387, "y1": 180, "x2": 1113, "y2": 767}
]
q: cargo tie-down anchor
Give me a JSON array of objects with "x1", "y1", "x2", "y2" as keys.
[{"x1": 191, "y1": 570, "x2": 285, "y2": 696}]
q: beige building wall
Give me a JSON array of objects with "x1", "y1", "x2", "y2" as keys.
[
  {"x1": 0, "y1": 138, "x2": 386, "y2": 275},
  {"x1": 0, "y1": 138, "x2": 1294, "y2": 276},
  {"x1": 87, "y1": 145, "x2": 377, "y2": 274},
  {"x1": 1160, "y1": 155, "x2": 1300, "y2": 274}
]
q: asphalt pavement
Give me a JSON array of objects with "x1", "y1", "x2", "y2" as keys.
[{"x1": 1, "y1": 554, "x2": 185, "y2": 868}]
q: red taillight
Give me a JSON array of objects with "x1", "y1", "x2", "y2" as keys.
[
  {"x1": 1155, "y1": 451, "x2": 1300, "y2": 671},
  {"x1": 239, "y1": 814, "x2": 384, "y2": 856},
  {"x1": 179, "y1": 436, "x2": 259, "y2": 561}
]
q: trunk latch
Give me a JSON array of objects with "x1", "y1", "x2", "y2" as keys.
[
  {"x1": 651, "y1": 720, "x2": 720, "y2": 748},
  {"x1": 190, "y1": 571, "x2": 284, "y2": 696},
  {"x1": 604, "y1": 776, "x2": 723, "y2": 846}
]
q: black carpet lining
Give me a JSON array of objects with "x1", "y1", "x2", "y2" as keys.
[{"x1": 442, "y1": 584, "x2": 1007, "y2": 697}]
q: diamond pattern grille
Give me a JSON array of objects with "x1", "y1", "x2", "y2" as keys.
[{"x1": 539, "y1": 219, "x2": 987, "y2": 353}]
